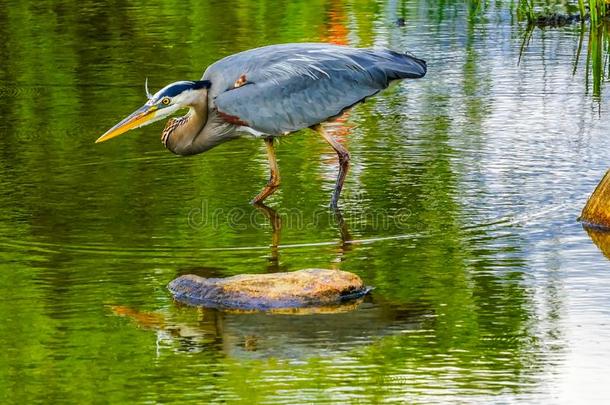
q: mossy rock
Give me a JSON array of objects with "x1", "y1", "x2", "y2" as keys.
[{"x1": 168, "y1": 268, "x2": 371, "y2": 311}]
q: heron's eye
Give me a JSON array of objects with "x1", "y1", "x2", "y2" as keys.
[{"x1": 161, "y1": 97, "x2": 171, "y2": 105}]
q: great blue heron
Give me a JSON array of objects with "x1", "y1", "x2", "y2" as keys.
[{"x1": 96, "y1": 43, "x2": 426, "y2": 208}]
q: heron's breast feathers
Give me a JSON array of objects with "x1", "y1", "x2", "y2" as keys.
[{"x1": 161, "y1": 115, "x2": 190, "y2": 148}]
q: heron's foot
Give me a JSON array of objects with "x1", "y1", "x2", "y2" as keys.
[{"x1": 251, "y1": 176, "x2": 281, "y2": 205}]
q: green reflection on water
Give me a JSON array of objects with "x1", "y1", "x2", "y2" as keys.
[{"x1": 0, "y1": 0, "x2": 587, "y2": 403}]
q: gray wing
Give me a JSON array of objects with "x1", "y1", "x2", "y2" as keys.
[{"x1": 202, "y1": 43, "x2": 426, "y2": 135}]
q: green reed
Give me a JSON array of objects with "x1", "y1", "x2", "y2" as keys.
[
  {"x1": 589, "y1": 0, "x2": 607, "y2": 25},
  {"x1": 576, "y1": 18, "x2": 609, "y2": 99},
  {"x1": 579, "y1": 0, "x2": 587, "y2": 18},
  {"x1": 517, "y1": 0, "x2": 536, "y2": 22}
]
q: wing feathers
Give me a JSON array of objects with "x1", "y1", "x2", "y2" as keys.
[{"x1": 209, "y1": 44, "x2": 426, "y2": 135}]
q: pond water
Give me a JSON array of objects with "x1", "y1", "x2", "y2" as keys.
[{"x1": 1, "y1": 0, "x2": 610, "y2": 403}]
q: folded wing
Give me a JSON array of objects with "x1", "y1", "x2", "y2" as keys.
[{"x1": 206, "y1": 44, "x2": 426, "y2": 135}]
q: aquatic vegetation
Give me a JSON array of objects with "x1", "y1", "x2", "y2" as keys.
[
  {"x1": 517, "y1": 0, "x2": 608, "y2": 23},
  {"x1": 517, "y1": 0, "x2": 537, "y2": 23},
  {"x1": 572, "y1": 18, "x2": 610, "y2": 99},
  {"x1": 517, "y1": 0, "x2": 610, "y2": 99},
  {"x1": 589, "y1": 0, "x2": 608, "y2": 25}
]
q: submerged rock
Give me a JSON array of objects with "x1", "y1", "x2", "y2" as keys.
[{"x1": 168, "y1": 268, "x2": 371, "y2": 311}]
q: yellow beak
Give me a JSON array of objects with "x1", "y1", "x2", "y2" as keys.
[{"x1": 96, "y1": 105, "x2": 159, "y2": 143}]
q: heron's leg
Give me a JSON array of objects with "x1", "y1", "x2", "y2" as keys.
[
  {"x1": 251, "y1": 137, "x2": 281, "y2": 204},
  {"x1": 316, "y1": 125, "x2": 350, "y2": 209}
]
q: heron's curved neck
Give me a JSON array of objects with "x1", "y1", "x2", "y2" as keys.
[{"x1": 163, "y1": 98, "x2": 208, "y2": 155}]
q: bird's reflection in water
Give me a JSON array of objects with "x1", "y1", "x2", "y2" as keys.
[
  {"x1": 253, "y1": 202, "x2": 353, "y2": 271},
  {"x1": 252, "y1": 203, "x2": 282, "y2": 272},
  {"x1": 333, "y1": 207, "x2": 353, "y2": 262}
]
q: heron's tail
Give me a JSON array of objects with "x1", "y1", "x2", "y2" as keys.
[
  {"x1": 380, "y1": 50, "x2": 427, "y2": 80},
  {"x1": 402, "y1": 52, "x2": 427, "y2": 78}
]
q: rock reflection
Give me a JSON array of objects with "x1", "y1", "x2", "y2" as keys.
[
  {"x1": 110, "y1": 300, "x2": 426, "y2": 360},
  {"x1": 584, "y1": 226, "x2": 610, "y2": 260}
]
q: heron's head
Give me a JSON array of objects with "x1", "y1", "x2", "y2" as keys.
[{"x1": 96, "y1": 79, "x2": 211, "y2": 143}]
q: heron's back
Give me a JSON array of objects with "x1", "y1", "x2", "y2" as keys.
[{"x1": 204, "y1": 43, "x2": 426, "y2": 134}]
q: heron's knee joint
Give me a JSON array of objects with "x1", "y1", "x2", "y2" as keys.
[
  {"x1": 339, "y1": 151, "x2": 350, "y2": 164},
  {"x1": 269, "y1": 175, "x2": 281, "y2": 187}
]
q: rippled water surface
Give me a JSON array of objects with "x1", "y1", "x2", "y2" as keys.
[{"x1": 1, "y1": 1, "x2": 610, "y2": 403}]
